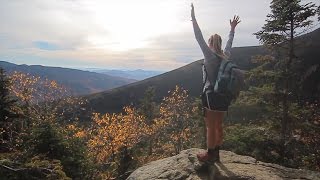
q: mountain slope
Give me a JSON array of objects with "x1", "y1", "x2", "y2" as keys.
[
  {"x1": 0, "y1": 61, "x2": 137, "y2": 95},
  {"x1": 86, "y1": 45, "x2": 268, "y2": 113},
  {"x1": 87, "y1": 28, "x2": 320, "y2": 113}
]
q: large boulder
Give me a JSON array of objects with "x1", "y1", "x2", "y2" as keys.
[{"x1": 127, "y1": 148, "x2": 320, "y2": 180}]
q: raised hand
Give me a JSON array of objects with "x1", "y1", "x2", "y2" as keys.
[
  {"x1": 230, "y1": 15, "x2": 241, "y2": 31},
  {"x1": 191, "y1": 3, "x2": 195, "y2": 19}
]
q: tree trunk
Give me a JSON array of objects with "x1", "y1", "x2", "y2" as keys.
[
  {"x1": 280, "y1": 15, "x2": 295, "y2": 161},
  {"x1": 281, "y1": 90, "x2": 288, "y2": 160}
]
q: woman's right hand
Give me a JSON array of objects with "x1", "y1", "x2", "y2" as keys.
[{"x1": 191, "y1": 3, "x2": 195, "y2": 19}]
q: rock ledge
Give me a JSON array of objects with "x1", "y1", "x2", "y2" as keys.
[{"x1": 127, "y1": 148, "x2": 320, "y2": 180}]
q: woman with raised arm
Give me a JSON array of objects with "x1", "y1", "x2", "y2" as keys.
[{"x1": 191, "y1": 3, "x2": 240, "y2": 164}]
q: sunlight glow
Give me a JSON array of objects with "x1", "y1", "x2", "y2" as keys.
[{"x1": 86, "y1": 0, "x2": 182, "y2": 51}]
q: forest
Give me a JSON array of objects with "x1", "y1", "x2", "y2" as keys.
[{"x1": 1, "y1": 0, "x2": 320, "y2": 179}]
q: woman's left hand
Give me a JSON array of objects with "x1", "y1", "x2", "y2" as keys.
[{"x1": 230, "y1": 15, "x2": 241, "y2": 31}]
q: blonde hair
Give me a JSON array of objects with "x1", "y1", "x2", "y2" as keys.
[{"x1": 208, "y1": 34, "x2": 228, "y2": 59}]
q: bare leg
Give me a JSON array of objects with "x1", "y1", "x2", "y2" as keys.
[
  {"x1": 213, "y1": 111, "x2": 224, "y2": 146},
  {"x1": 197, "y1": 109, "x2": 224, "y2": 163},
  {"x1": 213, "y1": 111, "x2": 224, "y2": 162},
  {"x1": 205, "y1": 108, "x2": 217, "y2": 149}
]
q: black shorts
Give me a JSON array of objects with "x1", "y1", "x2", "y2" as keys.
[{"x1": 201, "y1": 89, "x2": 231, "y2": 114}]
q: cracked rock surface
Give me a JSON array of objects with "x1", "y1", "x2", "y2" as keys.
[{"x1": 127, "y1": 148, "x2": 320, "y2": 180}]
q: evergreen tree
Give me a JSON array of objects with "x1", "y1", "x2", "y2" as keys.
[
  {"x1": 138, "y1": 86, "x2": 158, "y2": 155},
  {"x1": 0, "y1": 68, "x2": 19, "y2": 151},
  {"x1": 138, "y1": 86, "x2": 157, "y2": 125},
  {"x1": 0, "y1": 68, "x2": 16, "y2": 121},
  {"x1": 254, "y1": 0, "x2": 317, "y2": 159},
  {"x1": 27, "y1": 121, "x2": 91, "y2": 179}
]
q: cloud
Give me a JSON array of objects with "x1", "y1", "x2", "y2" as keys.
[
  {"x1": 0, "y1": 0, "x2": 102, "y2": 49},
  {"x1": 5, "y1": 0, "x2": 312, "y2": 71}
]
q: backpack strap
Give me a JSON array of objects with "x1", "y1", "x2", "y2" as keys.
[
  {"x1": 201, "y1": 63, "x2": 208, "y2": 93},
  {"x1": 221, "y1": 60, "x2": 231, "y2": 74},
  {"x1": 214, "y1": 60, "x2": 231, "y2": 92}
]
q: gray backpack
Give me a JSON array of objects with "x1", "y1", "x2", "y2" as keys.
[{"x1": 213, "y1": 59, "x2": 245, "y2": 99}]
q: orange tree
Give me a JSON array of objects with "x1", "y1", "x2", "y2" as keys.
[
  {"x1": 8, "y1": 71, "x2": 87, "y2": 125},
  {"x1": 135, "y1": 85, "x2": 201, "y2": 164},
  {"x1": 82, "y1": 85, "x2": 201, "y2": 178},
  {"x1": 87, "y1": 106, "x2": 151, "y2": 177},
  {"x1": 155, "y1": 85, "x2": 196, "y2": 155}
]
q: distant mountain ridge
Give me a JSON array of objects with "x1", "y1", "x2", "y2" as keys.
[
  {"x1": 86, "y1": 28, "x2": 320, "y2": 114},
  {"x1": 86, "y1": 69, "x2": 165, "y2": 80},
  {"x1": 0, "y1": 61, "x2": 137, "y2": 95},
  {"x1": 86, "y1": 45, "x2": 268, "y2": 113}
]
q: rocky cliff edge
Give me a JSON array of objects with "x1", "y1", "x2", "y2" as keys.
[{"x1": 127, "y1": 148, "x2": 320, "y2": 180}]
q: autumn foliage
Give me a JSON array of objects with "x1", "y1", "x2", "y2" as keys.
[
  {"x1": 1, "y1": 66, "x2": 319, "y2": 179},
  {"x1": 157, "y1": 86, "x2": 196, "y2": 154},
  {"x1": 80, "y1": 85, "x2": 200, "y2": 179},
  {"x1": 87, "y1": 107, "x2": 150, "y2": 163},
  {"x1": 0, "y1": 70, "x2": 91, "y2": 179},
  {"x1": 0, "y1": 68, "x2": 203, "y2": 179}
]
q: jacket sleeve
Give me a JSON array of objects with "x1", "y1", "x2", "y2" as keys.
[
  {"x1": 192, "y1": 16, "x2": 214, "y2": 59},
  {"x1": 224, "y1": 30, "x2": 235, "y2": 58}
]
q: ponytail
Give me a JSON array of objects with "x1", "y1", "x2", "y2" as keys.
[{"x1": 208, "y1": 34, "x2": 228, "y2": 59}]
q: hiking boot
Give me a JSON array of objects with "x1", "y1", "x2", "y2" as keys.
[{"x1": 196, "y1": 151, "x2": 217, "y2": 164}]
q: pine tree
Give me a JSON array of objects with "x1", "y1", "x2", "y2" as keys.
[
  {"x1": 254, "y1": 0, "x2": 317, "y2": 159},
  {"x1": 138, "y1": 86, "x2": 158, "y2": 155},
  {"x1": 0, "y1": 68, "x2": 19, "y2": 151},
  {"x1": 138, "y1": 86, "x2": 157, "y2": 125}
]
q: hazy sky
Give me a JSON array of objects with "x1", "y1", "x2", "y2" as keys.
[{"x1": 0, "y1": 0, "x2": 319, "y2": 71}]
